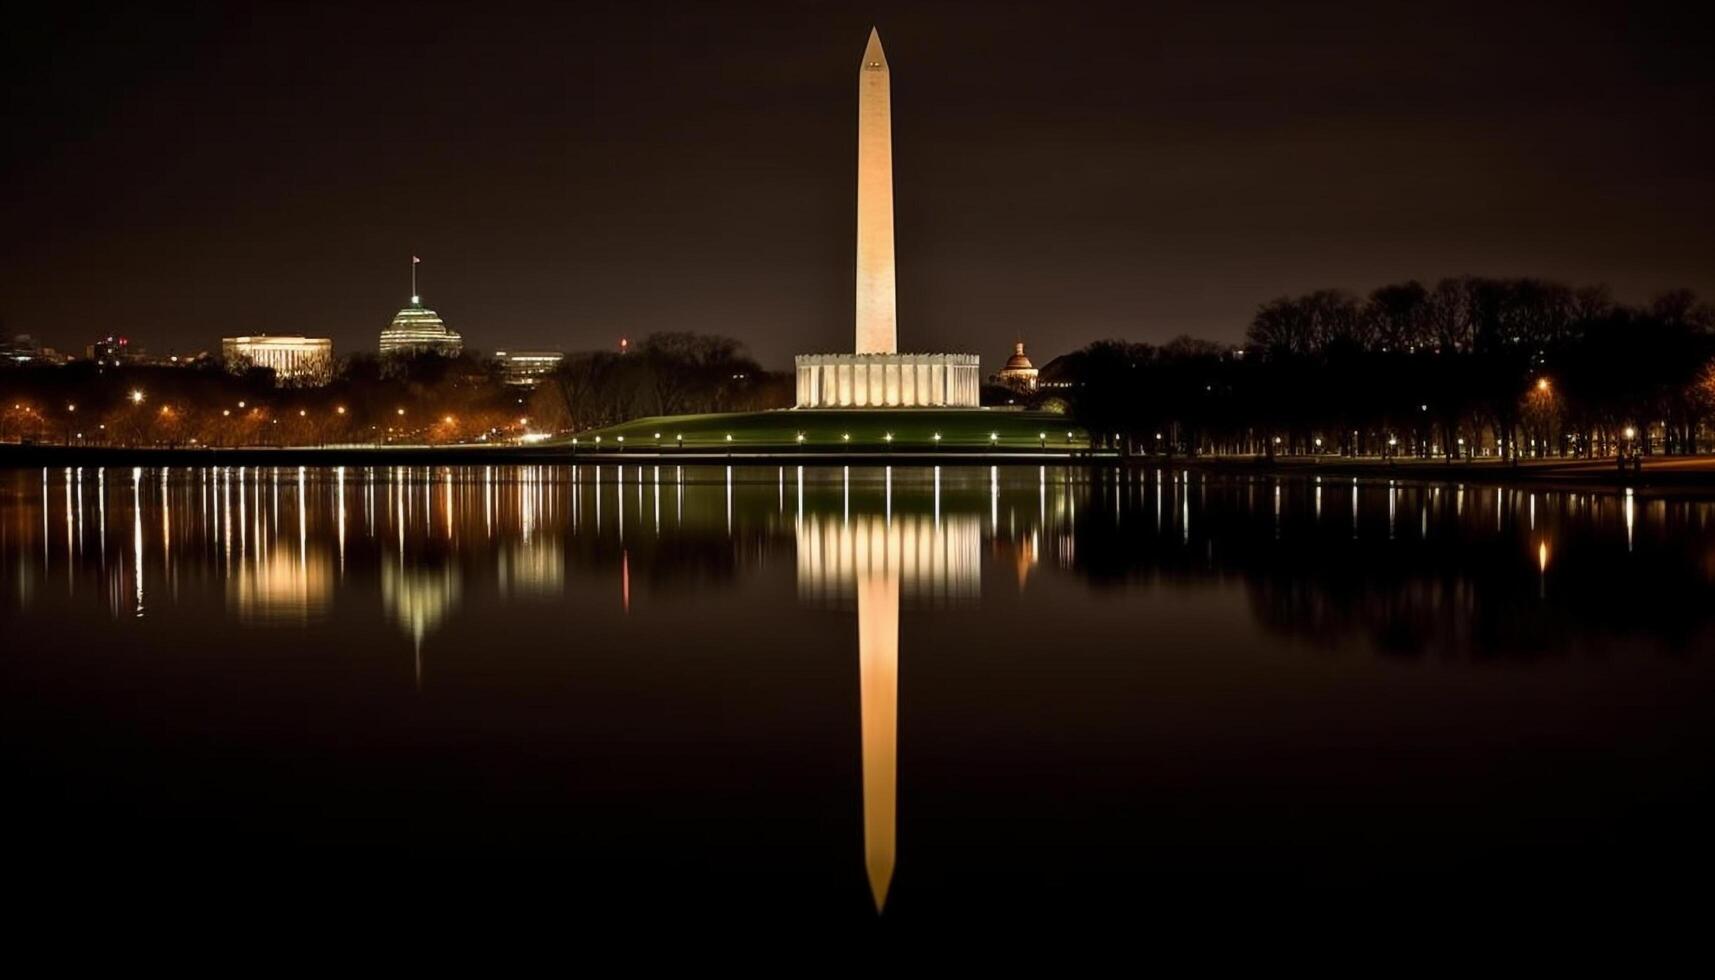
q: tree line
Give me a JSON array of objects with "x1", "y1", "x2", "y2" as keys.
[
  {"x1": 0, "y1": 332, "x2": 791, "y2": 447},
  {"x1": 524, "y1": 332, "x2": 790, "y2": 432},
  {"x1": 1054, "y1": 278, "x2": 1715, "y2": 459}
]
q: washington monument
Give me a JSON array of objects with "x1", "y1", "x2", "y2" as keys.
[
  {"x1": 856, "y1": 27, "x2": 896, "y2": 355},
  {"x1": 794, "y1": 28, "x2": 979, "y2": 408}
]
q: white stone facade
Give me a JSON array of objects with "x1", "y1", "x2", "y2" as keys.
[
  {"x1": 222, "y1": 335, "x2": 334, "y2": 386},
  {"x1": 794, "y1": 353, "x2": 980, "y2": 408}
]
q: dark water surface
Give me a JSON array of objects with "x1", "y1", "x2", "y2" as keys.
[{"x1": 3, "y1": 463, "x2": 1713, "y2": 928}]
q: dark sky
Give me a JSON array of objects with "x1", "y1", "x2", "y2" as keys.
[{"x1": 4, "y1": 0, "x2": 1712, "y2": 369}]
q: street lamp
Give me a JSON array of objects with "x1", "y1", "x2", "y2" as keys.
[{"x1": 130, "y1": 389, "x2": 144, "y2": 405}]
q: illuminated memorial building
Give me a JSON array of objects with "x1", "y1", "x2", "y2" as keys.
[
  {"x1": 795, "y1": 29, "x2": 980, "y2": 409},
  {"x1": 222, "y1": 335, "x2": 334, "y2": 386}
]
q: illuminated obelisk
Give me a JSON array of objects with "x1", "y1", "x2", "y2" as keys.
[
  {"x1": 794, "y1": 28, "x2": 980, "y2": 408},
  {"x1": 855, "y1": 27, "x2": 896, "y2": 355}
]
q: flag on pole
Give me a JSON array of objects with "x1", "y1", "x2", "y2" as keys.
[{"x1": 412, "y1": 256, "x2": 421, "y2": 264}]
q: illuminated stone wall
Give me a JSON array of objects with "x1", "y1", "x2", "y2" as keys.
[
  {"x1": 793, "y1": 353, "x2": 981, "y2": 408},
  {"x1": 222, "y1": 335, "x2": 334, "y2": 385}
]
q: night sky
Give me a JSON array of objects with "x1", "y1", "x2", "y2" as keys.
[{"x1": 4, "y1": 0, "x2": 1711, "y2": 369}]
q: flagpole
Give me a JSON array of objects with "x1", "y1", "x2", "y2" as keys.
[{"x1": 411, "y1": 256, "x2": 417, "y2": 302}]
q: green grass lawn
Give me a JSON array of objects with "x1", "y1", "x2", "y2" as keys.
[{"x1": 557, "y1": 409, "x2": 1089, "y2": 451}]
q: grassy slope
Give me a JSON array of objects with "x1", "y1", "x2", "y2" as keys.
[{"x1": 561, "y1": 409, "x2": 1088, "y2": 450}]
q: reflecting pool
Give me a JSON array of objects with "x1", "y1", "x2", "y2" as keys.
[{"x1": 3, "y1": 464, "x2": 1713, "y2": 924}]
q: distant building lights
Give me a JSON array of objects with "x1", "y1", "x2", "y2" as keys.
[{"x1": 129, "y1": 390, "x2": 144, "y2": 404}]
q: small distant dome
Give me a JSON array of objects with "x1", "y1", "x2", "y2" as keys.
[
  {"x1": 993, "y1": 341, "x2": 1039, "y2": 391},
  {"x1": 1003, "y1": 342, "x2": 1034, "y2": 372}
]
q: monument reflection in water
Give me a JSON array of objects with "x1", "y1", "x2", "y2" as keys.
[
  {"x1": 4, "y1": 463, "x2": 1715, "y2": 918},
  {"x1": 798, "y1": 492, "x2": 982, "y2": 909}
]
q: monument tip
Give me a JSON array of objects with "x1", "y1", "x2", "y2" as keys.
[{"x1": 862, "y1": 27, "x2": 887, "y2": 70}]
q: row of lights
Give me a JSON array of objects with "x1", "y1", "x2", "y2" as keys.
[{"x1": 572, "y1": 429, "x2": 1079, "y2": 447}]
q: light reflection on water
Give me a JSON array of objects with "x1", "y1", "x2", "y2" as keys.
[{"x1": 3, "y1": 463, "x2": 1715, "y2": 917}]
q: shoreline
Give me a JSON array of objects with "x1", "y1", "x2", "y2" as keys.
[
  {"x1": 4, "y1": 444, "x2": 1715, "y2": 491},
  {"x1": 1167, "y1": 454, "x2": 1715, "y2": 493},
  {"x1": 0, "y1": 443, "x2": 1101, "y2": 468}
]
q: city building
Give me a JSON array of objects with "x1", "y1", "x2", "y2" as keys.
[
  {"x1": 380, "y1": 298, "x2": 463, "y2": 358},
  {"x1": 991, "y1": 341, "x2": 1039, "y2": 391},
  {"x1": 0, "y1": 334, "x2": 66, "y2": 366},
  {"x1": 794, "y1": 30, "x2": 981, "y2": 409},
  {"x1": 495, "y1": 350, "x2": 564, "y2": 387},
  {"x1": 87, "y1": 335, "x2": 131, "y2": 367},
  {"x1": 222, "y1": 335, "x2": 334, "y2": 386}
]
